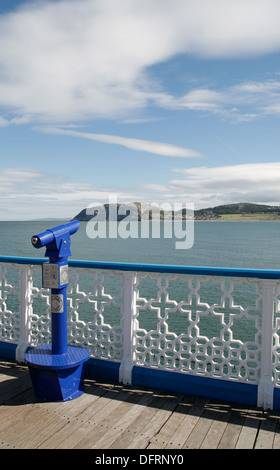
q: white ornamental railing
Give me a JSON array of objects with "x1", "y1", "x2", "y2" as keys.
[{"x1": 1, "y1": 256, "x2": 280, "y2": 410}]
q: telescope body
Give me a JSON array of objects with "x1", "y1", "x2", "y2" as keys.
[
  {"x1": 25, "y1": 220, "x2": 90, "y2": 401},
  {"x1": 31, "y1": 220, "x2": 80, "y2": 258}
]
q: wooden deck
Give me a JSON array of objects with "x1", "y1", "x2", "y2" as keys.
[{"x1": 0, "y1": 359, "x2": 280, "y2": 450}]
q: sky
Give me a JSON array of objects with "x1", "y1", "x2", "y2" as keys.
[{"x1": 1, "y1": 0, "x2": 280, "y2": 220}]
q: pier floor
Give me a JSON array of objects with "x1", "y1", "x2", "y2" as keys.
[{"x1": 0, "y1": 359, "x2": 280, "y2": 449}]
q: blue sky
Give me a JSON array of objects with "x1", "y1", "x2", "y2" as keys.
[{"x1": 1, "y1": 0, "x2": 280, "y2": 220}]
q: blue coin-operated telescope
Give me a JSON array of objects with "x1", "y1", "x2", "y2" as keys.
[{"x1": 25, "y1": 221, "x2": 90, "y2": 402}]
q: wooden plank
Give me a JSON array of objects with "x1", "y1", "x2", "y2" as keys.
[
  {"x1": 235, "y1": 410, "x2": 263, "y2": 449},
  {"x1": 255, "y1": 412, "x2": 278, "y2": 449},
  {"x1": 199, "y1": 401, "x2": 232, "y2": 449},
  {"x1": 15, "y1": 411, "x2": 69, "y2": 449},
  {"x1": 218, "y1": 405, "x2": 247, "y2": 449},
  {"x1": 107, "y1": 391, "x2": 173, "y2": 449},
  {"x1": 0, "y1": 363, "x2": 26, "y2": 382},
  {"x1": 72, "y1": 395, "x2": 144, "y2": 449},
  {"x1": 56, "y1": 389, "x2": 143, "y2": 449},
  {"x1": 0, "y1": 373, "x2": 36, "y2": 437},
  {"x1": 109, "y1": 392, "x2": 182, "y2": 449},
  {"x1": 0, "y1": 404, "x2": 67, "y2": 448},
  {"x1": 0, "y1": 399, "x2": 34, "y2": 434},
  {"x1": 0, "y1": 406, "x2": 34, "y2": 448},
  {"x1": 0, "y1": 370, "x2": 33, "y2": 405},
  {"x1": 162, "y1": 397, "x2": 208, "y2": 449},
  {"x1": 147, "y1": 395, "x2": 196, "y2": 449},
  {"x1": 76, "y1": 385, "x2": 134, "y2": 422},
  {"x1": 37, "y1": 387, "x2": 116, "y2": 449},
  {"x1": 272, "y1": 414, "x2": 280, "y2": 449},
  {"x1": 108, "y1": 399, "x2": 160, "y2": 449},
  {"x1": 39, "y1": 388, "x2": 130, "y2": 449},
  {"x1": 90, "y1": 390, "x2": 157, "y2": 448},
  {"x1": 182, "y1": 402, "x2": 219, "y2": 449},
  {"x1": 36, "y1": 380, "x2": 111, "y2": 418},
  {"x1": 127, "y1": 394, "x2": 183, "y2": 449}
]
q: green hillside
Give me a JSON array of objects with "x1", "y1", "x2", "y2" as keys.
[{"x1": 194, "y1": 203, "x2": 280, "y2": 220}]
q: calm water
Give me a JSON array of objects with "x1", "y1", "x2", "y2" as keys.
[
  {"x1": 0, "y1": 220, "x2": 280, "y2": 269},
  {"x1": 1, "y1": 220, "x2": 279, "y2": 345}
]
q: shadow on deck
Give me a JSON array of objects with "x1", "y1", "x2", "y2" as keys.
[{"x1": 0, "y1": 360, "x2": 279, "y2": 450}]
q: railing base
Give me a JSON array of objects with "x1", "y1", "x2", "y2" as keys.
[
  {"x1": 132, "y1": 366, "x2": 259, "y2": 409},
  {"x1": 2, "y1": 342, "x2": 280, "y2": 410},
  {"x1": 84, "y1": 357, "x2": 120, "y2": 383},
  {"x1": 0, "y1": 342, "x2": 17, "y2": 361}
]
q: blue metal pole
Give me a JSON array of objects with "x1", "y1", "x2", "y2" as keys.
[
  {"x1": 51, "y1": 289, "x2": 68, "y2": 355},
  {"x1": 50, "y1": 257, "x2": 68, "y2": 355}
]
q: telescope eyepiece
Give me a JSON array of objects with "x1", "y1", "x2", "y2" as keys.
[{"x1": 31, "y1": 236, "x2": 39, "y2": 246}]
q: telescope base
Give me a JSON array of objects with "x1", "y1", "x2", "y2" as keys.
[{"x1": 25, "y1": 344, "x2": 90, "y2": 402}]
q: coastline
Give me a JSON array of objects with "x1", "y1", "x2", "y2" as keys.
[
  {"x1": 195, "y1": 217, "x2": 280, "y2": 222},
  {"x1": 195, "y1": 219, "x2": 280, "y2": 222}
]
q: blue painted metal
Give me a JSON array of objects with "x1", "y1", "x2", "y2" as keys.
[
  {"x1": 132, "y1": 366, "x2": 258, "y2": 408},
  {"x1": 31, "y1": 220, "x2": 80, "y2": 258},
  {"x1": 68, "y1": 260, "x2": 280, "y2": 280},
  {"x1": 84, "y1": 357, "x2": 120, "y2": 383},
  {"x1": 1, "y1": 255, "x2": 280, "y2": 279},
  {"x1": 24, "y1": 344, "x2": 89, "y2": 369},
  {"x1": 24, "y1": 221, "x2": 90, "y2": 401},
  {"x1": 0, "y1": 341, "x2": 17, "y2": 361},
  {"x1": 25, "y1": 345, "x2": 89, "y2": 401},
  {"x1": 51, "y1": 281, "x2": 68, "y2": 355},
  {"x1": 273, "y1": 388, "x2": 280, "y2": 411},
  {"x1": 0, "y1": 255, "x2": 45, "y2": 265}
]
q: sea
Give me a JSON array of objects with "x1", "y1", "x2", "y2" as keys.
[
  {"x1": 0, "y1": 219, "x2": 280, "y2": 269},
  {"x1": 1, "y1": 220, "x2": 280, "y2": 345}
]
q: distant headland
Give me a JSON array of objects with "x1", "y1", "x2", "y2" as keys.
[
  {"x1": 72, "y1": 202, "x2": 280, "y2": 222},
  {"x1": 194, "y1": 202, "x2": 280, "y2": 221}
]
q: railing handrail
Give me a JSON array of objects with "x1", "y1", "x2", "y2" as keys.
[{"x1": 1, "y1": 255, "x2": 280, "y2": 279}]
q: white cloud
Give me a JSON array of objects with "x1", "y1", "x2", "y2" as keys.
[
  {"x1": 168, "y1": 162, "x2": 280, "y2": 207},
  {"x1": 1, "y1": 0, "x2": 280, "y2": 123},
  {"x1": 134, "y1": 162, "x2": 280, "y2": 208},
  {"x1": 0, "y1": 167, "x2": 136, "y2": 220},
  {"x1": 2, "y1": 163, "x2": 280, "y2": 220},
  {"x1": 150, "y1": 79, "x2": 280, "y2": 121},
  {"x1": 0, "y1": 168, "x2": 45, "y2": 189},
  {"x1": 39, "y1": 127, "x2": 202, "y2": 158}
]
